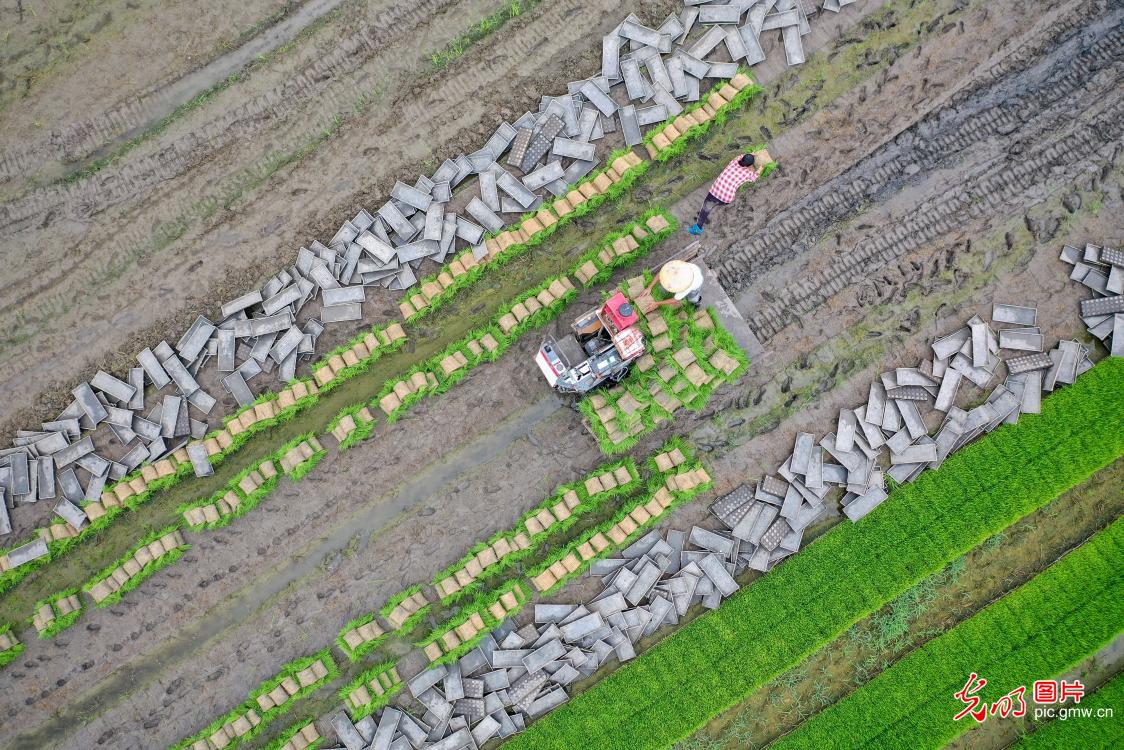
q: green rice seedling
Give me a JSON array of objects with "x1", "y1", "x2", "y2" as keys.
[
  {"x1": 771, "y1": 518, "x2": 1124, "y2": 750},
  {"x1": 30, "y1": 588, "x2": 84, "y2": 638},
  {"x1": 171, "y1": 648, "x2": 338, "y2": 750},
  {"x1": 339, "y1": 660, "x2": 402, "y2": 719},
  {"x1": 83, "y1": 525, "x2": 189, "y2": 608},
  {"x1": 0, "y1": 623, "x2": 23, "y2": 669}
]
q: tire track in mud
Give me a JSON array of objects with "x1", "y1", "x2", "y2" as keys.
[
  {"x1": 0, "y1": 0, "x2": 357, "y2": 184},
  {"x1": 717, "y1": 7, "x2": 1124, "y2": 340},
  {"x1": 0, "y1": 4, "x2": 1114, "y2": 748},
  {"x1": 0, "y1": 0, "x2": 461, "y2": 234}
]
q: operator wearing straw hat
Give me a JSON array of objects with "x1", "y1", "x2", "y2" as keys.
[{"x1": 643, "y1": 259, "x2": 705, "y2": 308}]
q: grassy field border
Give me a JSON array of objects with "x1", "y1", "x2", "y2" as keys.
[
  {"x1": 501, "y1": 357, "x2": 1124, "y2": 750},
  {"x1": 770, "y1": 518, "x2": 1124, "y2": 749}
]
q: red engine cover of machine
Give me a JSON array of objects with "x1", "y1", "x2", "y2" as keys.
[{"x1": 602, "y1": 291, "x2": 639, "y2": 331}]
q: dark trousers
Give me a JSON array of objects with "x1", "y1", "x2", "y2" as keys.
[{"x1": 695, "y1": 193, "x2": 729, "y2": 229}]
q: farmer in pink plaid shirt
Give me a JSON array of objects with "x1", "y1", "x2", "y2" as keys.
[{"x1": 687, "y1": 152, "x2": 762, "y2": 235}]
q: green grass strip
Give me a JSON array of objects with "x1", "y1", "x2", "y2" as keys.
[
  {"x1": 171, "y1": 648, "x2": 338, "y2": 750},
  {"x1": 429, "y1": 0, "x2": 542, "y2": 69},
  {"x1": 1013, "y1": 671, "x2": 1124, "y2": 748},
  {"x1": 339, "y1": 660, "x2": 402, "y2": 720},
  {"x1": 83, "y1": 525, "x2": 189, "y2": 608},
  {"x1": 0, "y1": 623, "x2": 22, "y2": 669},
  {"x1": 432, "y1": 458, "x2": 641, "y2": 605},
  {"x1": 501, "y1": 357, "x2": 1124, "y2": 750},
  {"x1": 30, "y1": 588, "x2": 84, "y2": 638},
  {"x1": 772, "y1": 518, "x2": 1124, "y2": 750}
]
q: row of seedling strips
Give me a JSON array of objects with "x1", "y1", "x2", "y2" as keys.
[
  {"x1": 171, "y1": 648, "x2": 338, "y2": 750},
  {"x1": 0, "y1": 65, "x2": 764, "y2": 594},
  {"x1": 177, "y1": 432, "x2": 322, "y2": 531},
  {"x1": 430, "y1": 458, "x2": 641, "y2": 606},
  {"x1": 34, "y1": 434, "x2": 324, "y2": 637},
  {"x1": 527, "y1": 460, "x2": 713, "y2": 596},
  {"x1": 82, "y1": 525, "x2": 189, "y2": 608},
  {"x1": 359, "y1": 210, "x2": 677, "y2": 425},
  {"x1": 401, "y1": 149, "x2": 650, "y2": 324},
  {"x1": 501, "y1": 358, "x2": 1124, "y2": 750},
  {"x1": 417, "y1": 581, "x2": 531, "y2": 666},
  {"x1": 1012, "y1": 671, "x2": 1124, "y2": 748},
  {"x1": 0, "y1": 323, "x2": 404, "y2": 597},
  {"x1": 772, "y1": 517, "x2": 1124, "y2": 750}
]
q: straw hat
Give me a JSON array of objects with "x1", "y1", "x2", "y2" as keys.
[{"x1": 659, "y1": 260, "x2": 697, "y2": 294}]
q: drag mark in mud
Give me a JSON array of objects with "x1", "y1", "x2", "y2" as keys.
[{"x1": 718, "y1": 10, "x2": 1124, "y2": 339}]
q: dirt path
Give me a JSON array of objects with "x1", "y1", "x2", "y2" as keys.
[
  {"x1": 0, "y1": 0, "x2": 670, "y2": 440},
  {"x1": 3, "y1": 0, "x2": 355, "y2": 187},
  {"x1": 1, "y1": 0, "x2": 1121, "y2": 747},
  {"x1": 0, "y1": 0, "x2": 290, "y2": 177}
]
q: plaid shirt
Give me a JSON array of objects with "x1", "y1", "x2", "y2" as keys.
[{"x1": 709, "y1": 157, "x2": 760, "y2": 203}]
